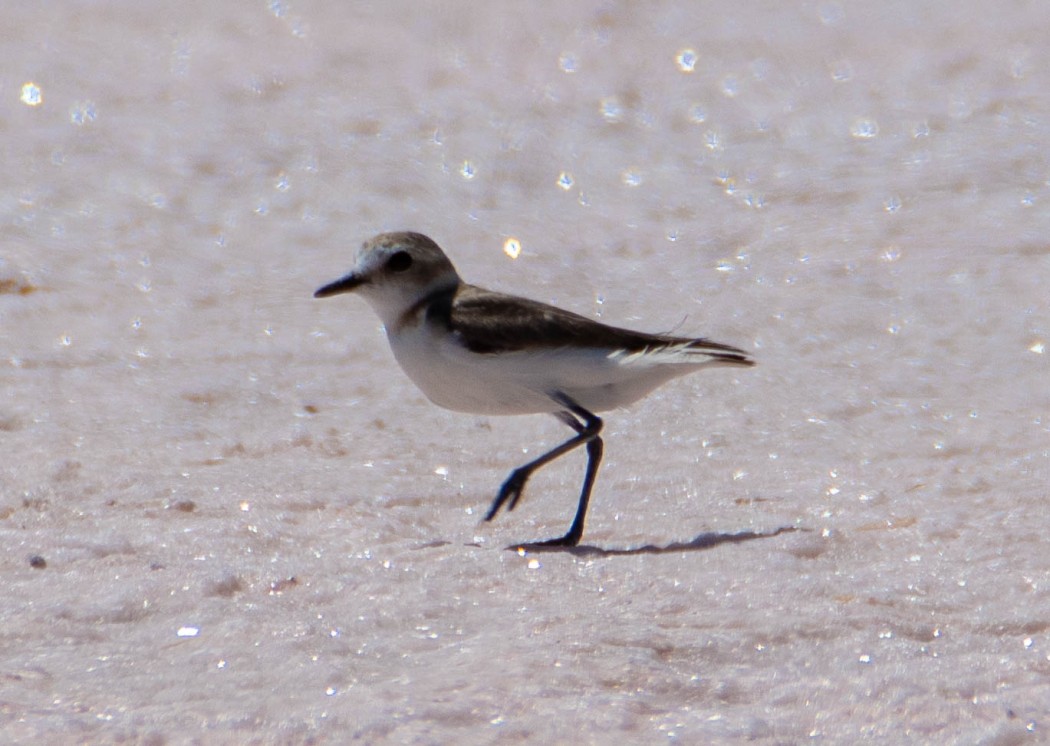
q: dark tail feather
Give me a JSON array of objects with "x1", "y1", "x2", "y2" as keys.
[
  {"x1": 708, "y1": 350, "x2": 754, "y2": 366},
  {"x1": 685, "y1": 338, "x2": 755, "y2": 367}
]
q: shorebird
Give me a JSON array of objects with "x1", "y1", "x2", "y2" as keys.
[{"x1": 315, "y1": 232, "x2": 753, "y2": 546}]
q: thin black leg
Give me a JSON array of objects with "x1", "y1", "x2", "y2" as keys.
[
  {"x1": 547, "y1": 434, "x2": 603, "y2": 546},
  {"x1": 484, "y1": 396, "x2": 603, "y2": 547}
]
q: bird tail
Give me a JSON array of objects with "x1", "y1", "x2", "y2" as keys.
[
  {"x1": 610, "y1": 338, "x2": 754, "y2": 367},
  {"x1": 683, "y1": 338, "x2": 754, "y2": 367}
]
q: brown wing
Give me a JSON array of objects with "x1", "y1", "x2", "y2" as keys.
[{"x1": 439, "y1": 285, "x2": 753, "y2": 365}]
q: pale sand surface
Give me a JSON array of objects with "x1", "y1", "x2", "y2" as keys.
[{"x1": 2, "y1": 2, "x2": 1049, "y2": 743}]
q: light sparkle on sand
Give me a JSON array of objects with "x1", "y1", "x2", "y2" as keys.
[{"x1": 2, "y1": 2, "x2": 1048, "y2": 744}]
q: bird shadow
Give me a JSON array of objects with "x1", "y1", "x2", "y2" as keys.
[{"x1": 505, "y1": 525, "x2": 804, "y2": 557}]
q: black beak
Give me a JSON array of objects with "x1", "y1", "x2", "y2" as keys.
[{"x1": 314, "y1": 273, "x2": 364, "y2": 298}]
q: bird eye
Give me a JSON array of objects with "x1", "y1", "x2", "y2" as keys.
[{"x1": 386, "y1": 251, "x2": 413, "y2": 272}]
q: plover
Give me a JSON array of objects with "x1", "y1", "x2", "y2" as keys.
[{"x1": 314, "y1": 232, "x2": 753, "y2": 546}]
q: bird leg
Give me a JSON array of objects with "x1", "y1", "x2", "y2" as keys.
[{"x1": 484, "y1": 396, "x2": 603, "y2": 546}]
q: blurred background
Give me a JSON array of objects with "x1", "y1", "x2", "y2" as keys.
[{"x1": 2, "y1": 2, "x2": 1048, "y2": 742}]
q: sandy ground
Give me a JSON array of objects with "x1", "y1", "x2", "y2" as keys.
[{"x1": 2, "y1": 1, "x2": 1049, "y2": 743}]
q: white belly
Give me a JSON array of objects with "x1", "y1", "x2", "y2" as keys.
[{"x1": 385, "y1": 322, "x2": 708, "y2": 416}]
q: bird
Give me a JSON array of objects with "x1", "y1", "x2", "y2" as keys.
[{"x1": 314, "y1": 231, "x2": 753, "y2": 547}]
